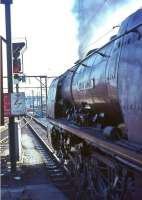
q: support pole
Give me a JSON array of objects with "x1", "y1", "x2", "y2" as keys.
[
  {"x1": 45, "y1": 76, "x2": 48, "y2": 117},
  {"x1": 16, "y1": 83, "x2": 19, "y2": 93},
  {"x1": 40, "y1": 77, "x2": 43, "y2": 117},
  {"x1": 16, "y1": 83, "x2": 19, "y2": 120},
  {"x1": 32, "y1": 90, "x2": 34, "y2": 115},
  {"x1": 4, "y1": 0, "x2": 16, "y2": 173},
  {"x1": 0, "y1": 37, "x2": 4, "y2": 126},
  {"x1": 37, "y1": 91, "x2": 38, "y2": 108}
]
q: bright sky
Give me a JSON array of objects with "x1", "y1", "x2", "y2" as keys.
[
  {"x1": 0, "y1": 0, "x2": 142, "y2": 77},
  {"x1": 0, "y1": 0, "x2": 79, "y2": 76}
]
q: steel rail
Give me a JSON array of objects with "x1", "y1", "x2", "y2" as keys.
[
  {"x1": 23, "y1": 116, "x2": 69, "y2": 173},
  {"x1": 0, "y1": 136, "x2": 8, "y2": 144},
  {"x1": 22, "y1": 116, "x2": 76, "y2": 198}
]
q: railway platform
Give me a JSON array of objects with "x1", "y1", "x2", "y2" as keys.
[
  {"x1": 1, "y1": 178, "x2": 68, "y2": 200},
  {"x1": 0, "y1": 119, "x2": 70, "y2": 200}
]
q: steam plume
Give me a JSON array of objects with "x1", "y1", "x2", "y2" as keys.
[{"x1": 73, "y1": 0, "x2": 141, "y2": 58}]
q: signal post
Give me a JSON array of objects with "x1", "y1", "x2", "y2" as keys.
[
  {"x1": 1, "y1": 0, "x2": 26, "y2": 173},
  {"x1": 1, "y1": 0, "x2": 17, "y2": 173}
]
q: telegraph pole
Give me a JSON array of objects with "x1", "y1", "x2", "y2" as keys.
[{"x1": 3, "y1": 0, "x2": 17, "y2": 173}]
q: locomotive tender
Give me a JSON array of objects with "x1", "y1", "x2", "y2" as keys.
[
  {"x1": 48, "y1": 9, "x2": 142, "y2": 145},
  {"x1": 46, "y1": 9, "x2": 142, "y2": 199}
]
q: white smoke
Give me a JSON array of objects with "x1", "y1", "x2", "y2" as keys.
[{"x1": 73, "y1": 0, "x2": 142, "y2": 58}]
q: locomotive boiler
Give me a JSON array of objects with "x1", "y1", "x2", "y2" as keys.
[
  {"x1": 46, "y1": 9, "x2": 142, "y2": 199},
  {"x1": 47, "y1": 8, "x2": 142, "y2": 145}
]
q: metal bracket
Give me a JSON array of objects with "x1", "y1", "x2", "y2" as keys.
[{"x1": 1, "y1": 0, "x2": 13, "y2": 4}]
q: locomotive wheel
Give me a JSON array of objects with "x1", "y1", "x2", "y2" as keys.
[
  {"x1": 84, "y1": 158, "x2": 129, "y2": 200},
  {"x1": 72, "y1": 154, "x2": 129, "y2": 200}
]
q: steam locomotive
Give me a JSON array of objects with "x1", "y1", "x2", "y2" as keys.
[{"x1": 46, "y1": 9, "x2": 142, "y2": 199}]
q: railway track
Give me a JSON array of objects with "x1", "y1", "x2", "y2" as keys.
[
  {"x1": 0, "y1": 128, "x2": 8, "y2": 141},
  {"x1": 0, "y1": 118, "x2": 9, "y2": 152},
  {"x1": 0, "y1": 135, "x2": 8, "y2": 144},
  {"x1": 23, "y1": 116, "x2": 77, "y2": 200},
  {"x1": 0, "y1": 129, "x2": 9, "y2": 154},
  {"x1": 23, "y1": 116, "x2": 142, "y2": 199}
]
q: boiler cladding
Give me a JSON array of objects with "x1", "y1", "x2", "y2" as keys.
[{"x1": 47, "y1": 9, "x2": 142, "y2": 145}]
